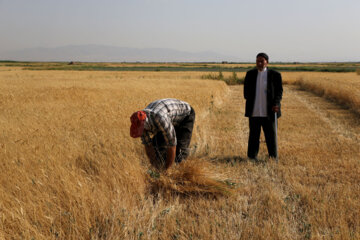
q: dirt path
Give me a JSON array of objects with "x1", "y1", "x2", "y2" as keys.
[{"x1": 287, "y1": 85, "x2": 360, "y2": 142}]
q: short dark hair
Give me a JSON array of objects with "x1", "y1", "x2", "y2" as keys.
[{"x1": 256, "y1": 52, "x2": 269, "y2": 62}]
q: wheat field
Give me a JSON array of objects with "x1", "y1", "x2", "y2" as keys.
[{"x1": 0, "y1": 67, "x2": 359, "y2": 239}]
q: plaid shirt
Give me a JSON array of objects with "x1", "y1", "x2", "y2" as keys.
[{"x1": 141, "y1": 99, "x2": 192, "y2": 146}]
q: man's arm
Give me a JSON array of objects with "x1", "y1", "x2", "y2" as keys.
[
  {"x1": 144, "y1": 144, "x2": 156, "y2": 163},
  {"x1": 145, "y1": 144, "x2": 176, "y2": 170},
  {"x1": 165, "y1": 146, "x2": 176, "y2": 170},
  {"x1": 273, "y1": 71, "x2": 283, "y2": 106},
  {"x1": 271, "y1": 71, "x2": 283, "y2": 113},
  {"x1": 243, "y1": 71, "x2": 250, "y2": 99}
]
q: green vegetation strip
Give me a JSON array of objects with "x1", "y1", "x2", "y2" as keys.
[
  {"x1": 23, "y1": 65, "x2": 253, "y2": 72},
  {"x1": 22, "y1": 66, "x2": 360, "y2": 72},
  {"x1": 272, "y1": 66, "x2": 357, "y2": 72},
  {"x1": 1, "y1": 61, "x2": 359, "y2": 72}
]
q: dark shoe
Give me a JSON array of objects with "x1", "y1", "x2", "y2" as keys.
[
  {"x1": 248, "y1": 157, "x2": 258, "y2": 163},
  {"x1": 268, "y1": 156, "x2": 279, "y2": 163}
]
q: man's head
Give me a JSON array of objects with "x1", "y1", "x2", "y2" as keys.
[
  {"x1": 130, "y1": 111, "x2": 147, "y2": 138},
  {"x1": 256, "y1": 52, "x2": 269, "y2": 71}
]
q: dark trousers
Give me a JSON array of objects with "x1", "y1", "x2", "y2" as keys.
[
  {"x1": 247, "y1": 117, "x2": 277, "y2": 159},
  {"x1": 152, "y1": 107, "x2": 195, "y2": 163}
]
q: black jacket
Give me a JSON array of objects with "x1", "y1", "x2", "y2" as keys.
[{"x1": 244, "y1": 68, "x2": 283, "y2": 119}]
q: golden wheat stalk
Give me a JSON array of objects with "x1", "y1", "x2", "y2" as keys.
[{"x1": 146, "y1": 158, "x2": 235, "y2": 197}]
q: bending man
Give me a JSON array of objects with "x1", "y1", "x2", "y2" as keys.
[{"x1": 130, "y1": 98, "x2": 195, "y2": 170}]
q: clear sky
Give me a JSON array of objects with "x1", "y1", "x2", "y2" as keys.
[{"x1": 1, "y1": 0, "x2": 359, "y2": 62}]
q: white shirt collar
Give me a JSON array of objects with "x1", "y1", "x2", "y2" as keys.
[{"x1": 258, "y1": 67, "x2": 267, "y2": 73}]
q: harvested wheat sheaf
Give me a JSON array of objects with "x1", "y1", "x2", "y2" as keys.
[{"x1": 147, "y1": 158, "x2": 235, "y2": 197}]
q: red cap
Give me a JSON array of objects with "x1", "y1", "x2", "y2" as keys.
[{"x1": 130, "y1": 111, "x2": 147, "y2": 138}]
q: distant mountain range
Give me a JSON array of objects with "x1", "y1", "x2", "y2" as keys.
[{"x1": 0, "y1": 45, "x2": 241, "y2": 62}]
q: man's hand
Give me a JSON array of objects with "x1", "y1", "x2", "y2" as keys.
[
  {"x1": 165, "y1": 146, "x2": 176, "y2": 170},
  {"x1": 272, "y1": 105, "x2": 280, "y2": 113}
]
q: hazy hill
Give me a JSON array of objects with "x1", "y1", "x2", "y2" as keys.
[{"x1": 0, "y1": 45, "x2": 241, "y2": 62}]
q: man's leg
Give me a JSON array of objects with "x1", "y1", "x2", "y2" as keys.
[
  {"x1": 263, "y1": 118, "x2": 277, "y2": 158},
  {"x1": 247, "y1": 117, "x2": 261, "y2": 159},
  {"x1": 174, "y1": 107, "x2": 195, "y2": 163}
]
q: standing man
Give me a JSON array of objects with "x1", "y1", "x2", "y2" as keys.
[
  {"x1": 244, "y1": 53, "x2": 283, "y2": 160},
  {"x1": 130, "y1": 98, "x2": 195, "y2": 170}
]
